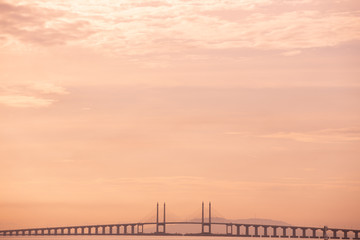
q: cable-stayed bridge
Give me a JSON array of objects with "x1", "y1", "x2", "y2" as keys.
[{"x1": 1, "y1": 202, "x2": 359, "y2": 239}]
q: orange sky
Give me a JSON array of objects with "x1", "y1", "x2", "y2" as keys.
[{"x1": 1, "y1": 0, "x2": 360, "y2": 230}]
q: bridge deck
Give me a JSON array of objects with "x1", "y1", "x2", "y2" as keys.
[{"x1": 1, "y1": 222, "x2": 359, "y2": 239}]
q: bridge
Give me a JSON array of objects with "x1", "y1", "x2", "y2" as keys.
[{"x1": 0, "y1": 202, "x2": 359, "y2": 239}]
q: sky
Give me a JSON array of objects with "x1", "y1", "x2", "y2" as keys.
[{"x1": 1, "y1": 0, "x2": 360, "y2": 230}]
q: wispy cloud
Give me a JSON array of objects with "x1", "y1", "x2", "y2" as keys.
[
  {"x1": 1, "y1": 0, "x2": 359, "y2": 57},
  {"x1": 29, "y1": 82, "x2": 69, "y2": 94},
  {"x1": 282, "y1": 50, "x2": 302, "y2": 56},
  {"x1": 0, "y1": 0, "x2": 93, "y2": 47},
  {"x1": 0, "y1": 82, "x2": 68, "y2": 107},
  {"x1": 261, "y1": 128, "x2": 360, "y2": 143},
  {"x1": 83, "y1": 176, "x2": 360, "y2": 193},
  {"x1": 0, "y1": 95, "x2": 54, "y2": 107}
]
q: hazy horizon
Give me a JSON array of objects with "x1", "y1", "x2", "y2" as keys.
[{"x1": 1, "y1": 0, "x2": 360, "y2": 231}]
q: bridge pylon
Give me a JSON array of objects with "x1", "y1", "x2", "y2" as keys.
[
  {"x1": 201, "y1": 201, "x2": 211, "y2": 234},
  {"x1": 156, "y1": 202, "x2": 166, "y2": 234}
]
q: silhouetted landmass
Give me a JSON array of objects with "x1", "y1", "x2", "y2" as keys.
[
  {"x1": 190, "y1": 217, "x2": 290, "y2": 226},
  {"x1": 165, "y1": 217, "x2": 290, "y2": 234}
]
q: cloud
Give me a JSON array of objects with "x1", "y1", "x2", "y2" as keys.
[
  {"x1": 1, "y1": 0, "x2": 360, "y2": 57},
  {"x1": 0, "y1": 95, "x2": 55, "y2": 108},
  {"x1": 29, "y1": 82, "x2": 69, "y2": 94},
  {"x1": 0, "y1": 82, "x2": 68, "y2": 107},
  {"x1": 279, "y1": 0, "x2": 313, "y2": 5},
  {"x1": 282, "y1": 50, "x2": 302, "y2": 56},
  {"x1": 93, "y1": 176, "x2": 205, "y2": 186},
  {"x1": 0, "y1": 0, "x2": 93, "y2": 47},
  {"x1": 261, "y1": 128, "x2": 360, "y2": 143},
  {"x1": 86, "y1": 176, "x2": 360, "y2": 193},
  {"x1": 0, "y1": 81, "x2": 69, "y2": 108}
]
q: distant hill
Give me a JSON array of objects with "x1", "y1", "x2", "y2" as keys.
[
  {"x1": 163, "y1": 217, "x2": 290, "y2": 234},
  {"x1": 190, "y1": 217, "x2": 290, "y2": 226}
]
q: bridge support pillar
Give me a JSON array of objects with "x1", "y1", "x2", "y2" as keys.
[
  {"x1": 254, "y1": 226, "x2": 260, "y2": 237},
  {"x1": 311, "y1": 228, "x2": 317, "y2": 238},
  {"x1": 281, "y1": 227, "x2": 288, "y2": 238},
  {"x1": 273, "y1": 227, "x2": 279, "y2": 237},
  {"x1": 302, "y1": 228, "x2": 307, "y2": 238},
  {"x1": 263, "y1": 226, "x2": 269, "y2": 237},
  {"x1": 343, "y1": 230, "x2": 349, "y2": 239},
  {"x1": 226, "y1": 224, "x2": 233, "y2": 235},
  {"x1": 332, "y1": 230, "x2": 339, "y2": 239},
  {"x1": 355, "y1": 231, "x2": 359, "y2": 240},
  {"x1": 236, "y1": 225, "x2": 240, "y2": 235},
  {"x1": 245, "y1": 225, "x2": 251, "y2": 237},
  {"x1": 131, "y1": 225, "x2": 135, "y2": 234},
  {"x1": 291, "y1": 227, "x2": 298, "y2": 238}
]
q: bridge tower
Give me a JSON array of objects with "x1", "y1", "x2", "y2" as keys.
[
  {"x1": 156, "y1": 202, "x2": 166, "y2": 234},
  {"x1": 201, "y1": 202, "x2": 211, "y2": 234}
]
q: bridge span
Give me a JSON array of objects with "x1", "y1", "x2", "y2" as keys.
[{"x1": 1, "y1": 202, "x2": 359, "y2": 239}]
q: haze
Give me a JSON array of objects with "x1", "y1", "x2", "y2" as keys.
[{"x1": 0, "y1": 0, "x2": 360, "y2": 230}]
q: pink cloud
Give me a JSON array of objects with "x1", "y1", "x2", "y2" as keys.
[
  {"x1": 0, "y1": 95, "x2": 55, "y2": 108},
  {"x1": 0, "y1": 0, "x2": 93, "y2": 46},
  {"x1": 0, "y1": 82, "x2": 68, "y2": 107},
  {"x1": 261, "y1": 128, "x2": 360, "y2": 143},
  {"x1": 1, "y1": 0, "x2": 359, "y2": 57},
  {"x1": 282, "y1": 50, "x2": 302, "y2": 56}
]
